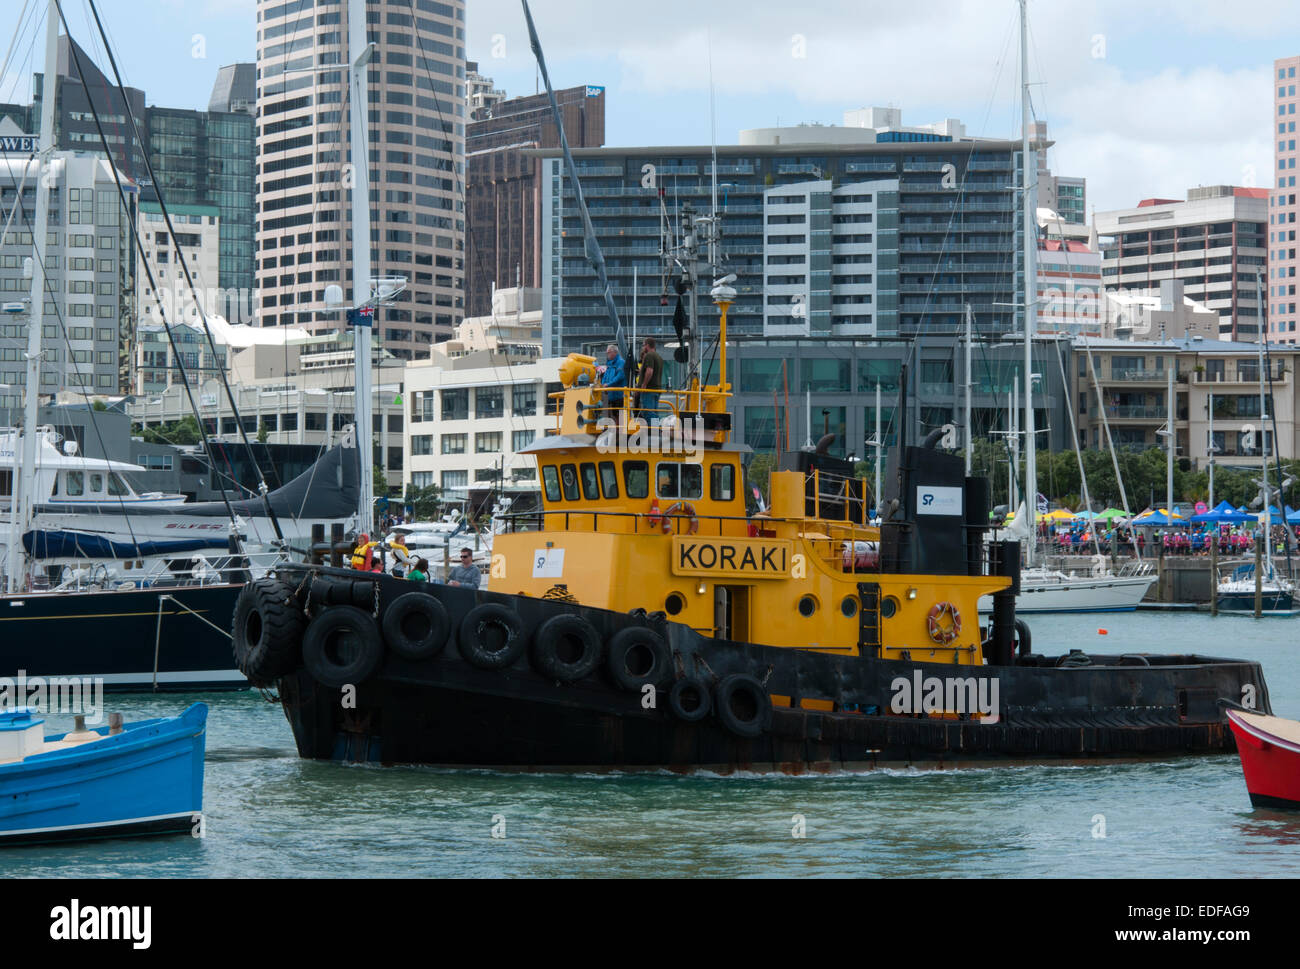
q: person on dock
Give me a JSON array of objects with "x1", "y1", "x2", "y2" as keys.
[{"x1": 447, "y1": 548, "x2": 481, "y2": 589}]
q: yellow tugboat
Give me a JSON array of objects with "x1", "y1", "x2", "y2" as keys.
[
  {"x1": 243, "y1": 281, "x2": 1271, "y2": 770},
  {"x1": 232, "y1": 0, "x2": 1271, "y2": 771}
]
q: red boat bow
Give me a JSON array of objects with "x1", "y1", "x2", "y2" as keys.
[{"x1": 1227, "y1": 708, "x2": 1300, "y2": 810}]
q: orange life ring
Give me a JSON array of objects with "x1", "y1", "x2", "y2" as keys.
[
  {"x1": 661, "y1": 501, "x2": 699, "y2": 535},
  {"x1": 927, "y1": 601, "x2": 962, "y2": 645}
]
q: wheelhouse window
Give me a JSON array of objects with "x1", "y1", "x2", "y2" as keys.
[
  {"x1": 89, "y1": 473, "x2": 103, "y2": 494},
  {"x1": 580, "y1": 462, "x2": 600, "y2": 501},
  {"x1": 656, "y1": 462, "x2": 703, "y2": 500},
  {"x1": 710, "y1": 463, "x2": 735, "y2": 502},
  {"x1": 560, "y1": 463, "x2": 579, "y2": 501},
  {"x1": 107, "y1": 472, "x2": 128, "y2": 497},
  {"x1": 623, "y1": 460, "x2": 649, "y2": 499},
  {"x1": 66, "y1": 471, "x2": 84, "y2": 496},
  {"x1": 542, "y1": 465, "x2": 561, "y2": 502},
  {"x1": 598, "y1": 461, "x2": 619, "y2": 499}
]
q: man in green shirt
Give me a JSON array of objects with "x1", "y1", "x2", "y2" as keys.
[{"x1": 637, "y1": 337, "x2": 665, "y2": 422}]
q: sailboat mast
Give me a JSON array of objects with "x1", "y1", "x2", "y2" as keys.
[
  {"x1": 1019, "y1": 0, "x2": 1038, "y2": 566},
  {"x1": 13, "y1": 2, "x2": 59, "y2": 592},
  {"x1": 964, "y1": 304, "x2": 973, "y2": 476},
  {"x1": 349, "y1": 0, "x2": 375, "y2": 531},
  {"x1": 1257, "y1": 285, "x2": 1270, "y2": 572}
]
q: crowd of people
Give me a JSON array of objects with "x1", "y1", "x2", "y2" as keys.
[
  {"x1": 347, "y1": 535, "x2": 481, "y2": 589},
  {"x1": 1044, "y1": 521, "x2": 1300, "y2": 558}
]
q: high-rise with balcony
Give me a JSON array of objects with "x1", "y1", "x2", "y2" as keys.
[
  {"x1": 1273, "y1": 56, "x2": 1300, "y2": 345},
  {"x1": 536, "y1": 134, "x2": 1029, "y2": 355},
  {"x1": 255, "y1": 0, "x2": 467, "y2": 359}
]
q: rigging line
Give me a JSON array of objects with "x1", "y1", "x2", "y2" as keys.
[
  {"x1": 82, "y1": 0, "x2": 283, "y2": 545},
  {"x1": 0, "y1": 3, "x2": 41, "y2": 107},
  {"x1": 0, "y1": 154, "x2": 145, "y2": 558},
  {"x1": 0, "y1": 0, "x2": 36, "y2": 97},
  {"x1": 54, "y1": 12, "x2": 243, "y2": 543},
  {"x1": 898, "y1": 7, "x2": 1017, "y2": 375}
]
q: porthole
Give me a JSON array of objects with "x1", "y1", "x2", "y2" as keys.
[
  {"x1": 665, "y1": 592, "x2": 686, "y2": 616},
  {"x1": 841, "y1": 597, "x2": 858, "y2": 618},
  {"x1": 880, "y1": 596, "x2": 899, "y2": 619},
  {"x1": 798, "y1": 595, "x2": 818, "y2": 617}
]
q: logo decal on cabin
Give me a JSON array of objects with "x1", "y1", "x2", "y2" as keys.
[
  {"x1": 916, "y1": 485, "x2": 963, "y2": 517},
  {"x1": 671, "y1": 537, "x2": 791, "y2": 579}
]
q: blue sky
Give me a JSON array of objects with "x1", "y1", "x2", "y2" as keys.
[{"x1": 3, "y1": 0, "x2": 1298, "y2": 213}]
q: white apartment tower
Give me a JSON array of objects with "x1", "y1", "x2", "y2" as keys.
[{"x1": 255, "y1": 0, "x2": 467, "y2": 360}]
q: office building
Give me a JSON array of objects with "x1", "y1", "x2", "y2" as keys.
[
  {"x1": 0, "y1": 150, "x2": 133, "y2": 409},
  {"x1": 1075, "y1": 336, "x2": 1300, "y2": 469},
  {"x1": 27, "y1": 36, "x2": 148, "y2": 182},
  {"x1": 403, "y1": 354, "x2": 559, "y2": 496},
  {"x1": 254, "y1": 0, "x2": 468, "y2": 358},
  {"x1": 5, "y1": 38, "x2": 256, "y2": 328},
  {"x1": 1029, "y1": 121, "x2": 1086, "y2": 225},
  {"x1": 537, "y1": 132, "x2": 1032, "y2": 356},
  {"x1": 1095, "y1": 187, "x2": 1268, "y2": 341},
  {"x1": 209, "y1": 63, "x2": 257, "y2": 116},
  {"x1": 465, "y1": 73, "x2": 604, "y2": 318},
  {"x1": 140, "y1": 106, "x2": 256, "y2": 324}
]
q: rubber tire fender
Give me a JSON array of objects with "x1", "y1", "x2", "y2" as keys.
[
  {"x1": 531, "y1": 613, "x2": 603, "y2": 682},
  {"x1": 382, "y1": 592, "x2": 451, "y2": 661},
  {"x1": 302, "y1": 605, "x2": 385, "y2": 689},
  {"x1": 715, "y1": 673, "x2": 772, "y2": 739},
  {"x1": 232, "y1": 576, "x2": 305, "y2": 686},
  {"x1": 1014, "y1": 618, "x2": 1032, "y2": 658},
  {"x1": 458, "y1": 603, "x2": 525, "y2": 670},
  {"x1": 605, "y1": 626, "x2": 670, "y2": 692},
  {"x1": 668, "y1": 677, "x2": 713, "y2": 722}
]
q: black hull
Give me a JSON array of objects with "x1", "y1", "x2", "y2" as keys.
[
  {"x1": 0, "y1": 585, "x2": 245, "y2": 692},
  {"x1": 1217, "y1": 591, "x2": 1295, "y2": 613},
  {"x1": 275, "y1": 568, "x2": 1270, "y2": 771},
  {"x1": 0, "y1": 813, "x2": 197, "y2": 846}
]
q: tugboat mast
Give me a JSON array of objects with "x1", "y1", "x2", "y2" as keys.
[{"x1": 1019, "y1": 0, "x2": 1039, "y2": 566}]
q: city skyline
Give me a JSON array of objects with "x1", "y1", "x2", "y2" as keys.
[{"x1": 2, "y1": 0, "x2": 1297, "y2": 217}]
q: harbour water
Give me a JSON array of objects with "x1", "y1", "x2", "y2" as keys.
[{"x1": 11, "y1": 611, "x2": 1300, "y2": 878}]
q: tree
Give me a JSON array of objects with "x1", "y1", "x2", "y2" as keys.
[
  {"x1": 373, "y1": 464, "x2": 388, "y2": 499},
  {"x1": 131, "y1": 415, "x2": 203, "y2": 446},
  {"x1": 257, "y1": 419, "x2": 269, "y2": 444},
  {"x1": 404, "y1": 483, "x2": 442, "y2": 520},
  {"x1": 91, "y1": 399, "x2": 108, "y2": 412}
]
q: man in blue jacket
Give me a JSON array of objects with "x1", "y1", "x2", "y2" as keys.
[{"x1": 598, "y1": 344, "x2": 626, "y2": 419}]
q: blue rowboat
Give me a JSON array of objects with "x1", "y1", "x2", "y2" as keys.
[{"x1": 0, "y1": 703, "x2": 206, "y2": 845}]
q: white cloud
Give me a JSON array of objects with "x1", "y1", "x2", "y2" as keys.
[{"x1": 470, "y1": 0, "x2": 1291, "y2": 215}]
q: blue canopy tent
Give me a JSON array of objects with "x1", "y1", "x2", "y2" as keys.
[
  {"x1": 1191, "y1": 501, "x2": 1256, "y2": 525},
  {"x1": 1132, "y1": 509, "x2": 1185, "y2": 526}
]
